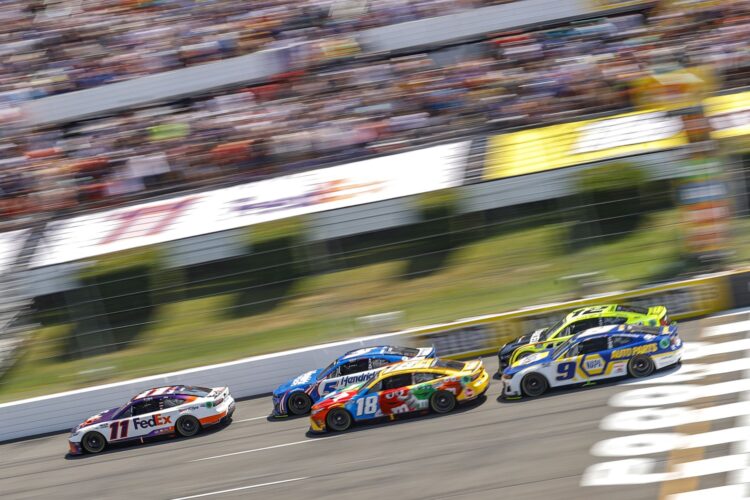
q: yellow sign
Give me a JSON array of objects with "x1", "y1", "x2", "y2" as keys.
[
  {"x1": 588, "y1": 0, "x2": 654, "y2": 10},
  {"x1": 704, "y1": 91, "x2": 750, "y2": 140},
  {"x1": 484, "y1": 111, "x2": 688, "y2": 180}
]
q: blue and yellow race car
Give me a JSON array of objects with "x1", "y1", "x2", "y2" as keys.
[
  {"x1": 272, "y1": 345, "x2": 435, "y2": 416},
  {"x1": 500, "y1": 323, "x2": 682, "y2": 398}
]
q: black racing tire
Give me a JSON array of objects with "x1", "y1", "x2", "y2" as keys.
[
  {"x1": 521, "y1": 373, "x2": 549, "y2": 397},
  {"x1": 175, "y1": 415, "x2": 201, "y2": 437},
  {"x1": 81, "y1": 431, "x2": 106, "y2": 454},
  {"x1": 326, "y1": 408, "x2": 352, "y2": 432},
  {"x1": 628, "y1": 355, "x2": 655, "y2": 378},
  {"x1": 430, "y1": 390, "x2": 457, "y2": 414},
  {"x1": 288, "y1": 392, "x2": 313, "y2": 416}
]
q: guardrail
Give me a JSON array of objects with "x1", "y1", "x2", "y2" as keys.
[{"x1": 0, "y1": 267, "x2": 737, "y2": 443}]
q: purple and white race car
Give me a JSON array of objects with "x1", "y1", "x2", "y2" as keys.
[{"x1": 68, "y1": 385, "x2": 234, "y2": 455}]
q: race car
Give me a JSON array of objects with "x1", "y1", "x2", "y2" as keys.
[
  {"x1": 272, "y1": 345, "x2": 435, "y2": 417},
  {"x1": 500, "y1": 323, "x2": 682, "y2": 398},
  {"x1": 68, "y1": 385, "x2": 235, "y2": 455},
  {"x1": 309, "y1": 357, "x2": 489, "y2": 433},
  {"x1": 496, "y1": 304, "x2": 670, "y2": 375}
]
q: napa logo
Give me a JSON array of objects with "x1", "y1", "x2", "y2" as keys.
[{"x1": 581, "y1": 354, "x2": 606, "y2": 376}]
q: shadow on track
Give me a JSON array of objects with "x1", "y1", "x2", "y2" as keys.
[{"x1": 304, "y1": 394, "x2": 488, "y2": 438}]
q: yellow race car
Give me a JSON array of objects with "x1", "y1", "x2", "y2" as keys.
[{"x1": 309, "y1": 358, "x2": 490, "y2": 433}]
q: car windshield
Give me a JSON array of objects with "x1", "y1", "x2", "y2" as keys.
[
  {"x1": 552, "y1": 338, "x2": 574, "y2": 359},
  {"x1": 316, "y1": 361, "x2": 336, "y2": 381},
  {"x1": 545, "y1": 318, "x2": 566, "y2": 338}
]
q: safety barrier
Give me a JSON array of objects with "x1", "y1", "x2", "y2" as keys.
[{"x1": 0, "y1": 268, "x2": 736, "y2": 442}]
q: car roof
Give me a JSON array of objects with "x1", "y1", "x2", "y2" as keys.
[
  {"x1": 571, "y1": 324, "x2": 666, "y2": 342},
  {"x1": 338, "y1": 345, "x2": 402, "y2": 360},
  {"x1": 379, "y1": 358, "x2": 437, "y2": 374},
  {"x1": 566, "y1": 305, "x2": 617, "y2": 320},
  {"x1": 130, "y1": 385, "x2": 204, "y2": 401}
]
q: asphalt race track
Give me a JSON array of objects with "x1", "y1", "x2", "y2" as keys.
[{"x1": 1, "y1": 313, "x2": 748, "y2": 500}]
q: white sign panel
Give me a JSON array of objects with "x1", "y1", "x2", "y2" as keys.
[
  {"x1": 0, "y1": 229, "x2": 28, "y2": 275},
  {"x1": 32, "y1": 142, "x2": 468, "y2": 268}
]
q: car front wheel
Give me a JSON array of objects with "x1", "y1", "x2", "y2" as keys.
[
  {"x1": 81, "y1": 432, "x2": 106, "y2": 454},
  {"x1": 326, "y1": 408, "x2": 352, "y2": 432},
  {"x1": 521, "y1": 373, "x2": 549, "y2": 397},
  {"x1": 288, "y1": 392, "x2": 312, "y2": 416}
]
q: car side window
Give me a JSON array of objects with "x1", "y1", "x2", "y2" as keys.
[
  {"x1": 117, "y1": 405, "x2": 133, "y2": 418},
  {"x1": 579, "y1": 337, "x2": 609, "y2": 355},
  {"x1": 162, "y1": 397, "x2": 184, "y2": 409},
  {"x1": 569, "y1": 318, "x2": 601, "y2": 335},
  {"x1": 610, "y1": 335, "x2": 635, "y2": 348},
  {"x1": 601, "y1": 316, "x2": 628, "y2": 326},
  {"x1": 565, "y1": 343, "x2": 581, "y2": 357},
  {"x1": 414, "y1": 372, "x2": 443, "y2": 384},
  {"x1": 339, "y1": 358, "x2": 370, "y2": 376},
  {"x1": 131, "y1": 399, "x2": 160, "y2": 416},
  {"x1": 381, "y1": 373, "x2": 413, "y2": 391},
  {"x1": 371, "y1": 358, "x2": 391, "y2": 369}
]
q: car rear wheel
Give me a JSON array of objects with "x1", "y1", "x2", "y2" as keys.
[
  {"x1": 521, "y1": 373, "x2": 549, "y2": 397},
  {"x1": 81, "y1": 432, "x2": 106, "y2": 454},
  {"x1": 430, "y1": 390, "x2": 457, "y2": 414},
  {"x1": 628, "y1": 355, "x2": 655, "y2": 378},
  {"x1": 288, "y1": 392, "x2": 312, "y2": 416},
  {"x1": 176, "y1": 415, "x2": 201, "y2": 437},
  {"x1": 326, "y1": 408, "x2": 352, "y2": 432}
]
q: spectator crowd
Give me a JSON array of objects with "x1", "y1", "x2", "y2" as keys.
[
  {"x1": 0, "y1": 0, "x2": 510, "y2": 100},
  {"x1": 0, "y1": 1, "x2": 749, "y2": 225}
]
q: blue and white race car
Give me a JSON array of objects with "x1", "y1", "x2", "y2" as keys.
[
  {"x1": 500, "y1": 324, "x2": 682, "y2": 398},
  {"x1": 272, "y1": 345, "x2": 435, "y2": 416}
]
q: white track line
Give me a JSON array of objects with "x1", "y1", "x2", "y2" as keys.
[
  {"x1": 235, "y1": 416, "x2": 267, "y2": 423},
  {"x1": 191, "y1": 436, "x2": 339, "y2": 462},
  {"x1": 171, "y1": 477, "x2": 309, "y2": 499}
]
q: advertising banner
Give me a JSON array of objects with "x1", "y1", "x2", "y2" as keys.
[
  {"x1": 704, "y1": 90, "x2": 750, "y2": 143},
  {"x1": 31, "y1": 142, "x2": 469, "y2": 268},
  {"x1": 484, "y1": 111, "x2": 688, "y2": 180},
  {"x1": 587, "y1": 0, "x2": 654, "y2": 10},
  {"x1": 0, "y1": 229, "x2": 28, "y2": 276}
]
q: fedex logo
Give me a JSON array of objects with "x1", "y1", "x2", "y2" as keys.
[{"x1": 133, "y1": 414, "x2": 172, "y2": 429}]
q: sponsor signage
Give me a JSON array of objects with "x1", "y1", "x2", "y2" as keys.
[
  {"x1": 31, "y1": 142, "x2": 468, "y2": 267},
  {"x1": 484, "y1": 111, "x2": 688, "y2": 180},
  {"x1": 704, "y1": 90, "x2": 750, "y2": 141},
  {"x1": 0, "y1": 229, "x2": 28, "y2": 276}
]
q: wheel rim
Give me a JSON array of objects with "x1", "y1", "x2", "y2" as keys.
[
  {"x1": 291, "y1": 394, "x2": 309, "y2": 412},
  {"x1": 435, "y1": 394, "x2": 452, "y2": 411},
  {"x1": 329, "y1": 410, "x2": 349, "y2": 430},
  {"x1": 524, "y1": 375, "x2": 544, "y2": 395},
  {"x1": 180, "y1": 418, "x2": 196, "y2": 433},
  {"x1": 86, "y1": 434, "x2": 103, "y2": 452},
  {"x1": 633, "y1": 358, "x2": 651, "y2": 376}
]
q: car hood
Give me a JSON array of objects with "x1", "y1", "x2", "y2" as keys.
[
  {"x1": 312, "y1": 384, "x2": 364, "y2": 410},
  {"x1": 274, "y1": 369, "x2": 322, "y2": 396},
  {"x1": 75, "y1": 406, "x2": 120, "y2": 431},
  {"x1": 504, "y1": 349, "x2": 554, "y2": 376},
  {"x1": 502, "y1": 328, "x2": 548, "y2": 353}
]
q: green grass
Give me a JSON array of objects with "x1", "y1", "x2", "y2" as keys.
[{"x1": 0, "y1": 210, "x2": 685, "y2": 402}]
